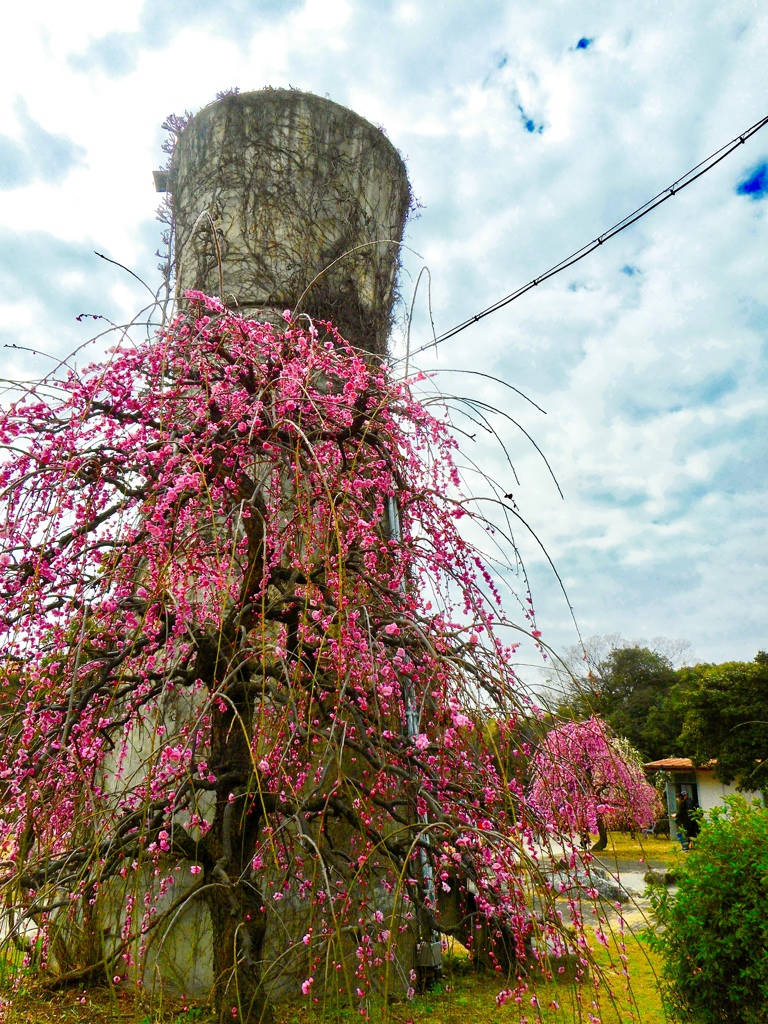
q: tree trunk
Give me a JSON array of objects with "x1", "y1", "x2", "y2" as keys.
[
  {"x1": 205, "y1": 661, "x2": 274, "y2": 1023},
  {"x1": 208, "y1": 883, "x2": 273, "y2": 1024},
  {"x1": 591, "y1": 815, "x2": 609, "y2": 852}
]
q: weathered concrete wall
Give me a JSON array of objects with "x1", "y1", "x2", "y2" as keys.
[
  {"x1": 171, "y1": 89, "x2": 410, "y2": 356},
  {"x1": 89, "y1": 89, "x2": 416, "y2": 1002}
]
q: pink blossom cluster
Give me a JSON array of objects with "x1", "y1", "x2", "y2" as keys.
[{"x1": 528, "y1": 716, "x2": 660, "y2": 836}]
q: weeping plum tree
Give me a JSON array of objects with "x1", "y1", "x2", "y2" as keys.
[
  {"x1": 529, "y1": 717, "x2": 660, "y2": 851},
  {"x1": 0, "y1": 295, "x2": 592, "y2": 1021}
]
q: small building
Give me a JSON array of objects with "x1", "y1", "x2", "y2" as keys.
[{"x1": 643, "y1": 757, "x2": 765, "y2": 833}]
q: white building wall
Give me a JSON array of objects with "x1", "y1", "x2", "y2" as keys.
[{"x1": 696, "y1": 771, "x2": 764, "y2": 812}]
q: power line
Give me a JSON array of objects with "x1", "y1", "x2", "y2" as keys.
[{"x1": 408, "y1": 111, "x2": 768, "y2": 359}]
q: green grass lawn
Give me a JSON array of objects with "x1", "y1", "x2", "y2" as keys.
[
  {"x1": 272, "y1": 931, "x2": 667, "y2": 1024},
  {"x1": 2, "y1": 834, "x2": 673, "y2": 1023},
  {"x1": 2, "y1": 931, "x2": 667, "y2": 1024},
  {"x1": 595, "y1": 831, "x2": 681, "y2": 867}
]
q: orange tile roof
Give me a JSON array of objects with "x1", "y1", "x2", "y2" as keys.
[{"x1": 643, "y1": 757, "x2": 717, "y2": 771}]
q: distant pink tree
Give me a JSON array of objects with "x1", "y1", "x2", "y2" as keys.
[{"x1": 529, "y1": 716, "x2": 659, "y2": 850}]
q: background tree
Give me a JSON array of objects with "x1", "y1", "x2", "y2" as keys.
[
  {"x1": 0, "y1": 296, "x2": 583, "y2": 1021},
  {"x1": 528, "y1": 716, "x2": 659, "y2": 851},
  {"x1": 675, "y1": 653, "x2": 768, "y2": 790},
  {"x1": 552, "y1": 638, "x2": 686, "y2": 761}
]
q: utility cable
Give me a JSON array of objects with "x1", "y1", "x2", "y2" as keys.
[{"x1": 407, "y1": 111, "x2": 768, "y2": 359}]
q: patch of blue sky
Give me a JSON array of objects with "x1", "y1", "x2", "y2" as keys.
[
  {"x1": 0, "y1": 101, "x2": 84, "y2": 189},
  {"x1": 69, "y1": 0, "x2": 304, "y2": 77},
  {"x1": 695, "y1": 409, "x2": 765, "y2": 446},
  {"x1": 621, "y1": 264, "x2": 640, "y2": 276},
  {"x1": 575, "y1": 37, "x2": 593, "y2": 50},
  {"x1": 736, "y1": 162, "x2": 768, "y2": 200},
  {"x1": 618, "y1": 371, "x2": 738, "y2": 422},
  {"x1": 692, "y1": 370, "x2": 739, "y2": 405},
  {"x1": 650, "y1": 483, "x2": 712, "y2": 525},
  {"x1": 69, "y1": 31, "x2": 140, "y2": 77},
  {"x1": 739, "y1": 297, "x2": 768, "y2": 335},
  {"x1": 591, "y1": 490, "x2": 647, "y2": 509},
  {"x1": 559, "y1": 545, "x2": 702, "y2": 597},
  {"x1": 0, "y1": 137, "x2": 28, "y2": 189},
  {"x1": 711, "y1": 454, "x2": 766, "y2": 494},
  {"x1": 694, "y1": 415, "x2": 768, "y2": 490},
  {"x1": 0, "y1": 229, "x2": 122, "y2": 345},
  {"x1": 618, "y1": 397, "x2": 667, "y2": 422},
  {"x1": 623, "y1": 559, "x2": 702, "y2": 595}
]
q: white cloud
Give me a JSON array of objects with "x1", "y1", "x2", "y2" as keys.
[{"x1": 2, "y1": 0, "x2": 768, "y2": 674}]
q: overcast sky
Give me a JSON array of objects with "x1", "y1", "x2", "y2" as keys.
[{"x1": 2, "y1": 0, "x2": 767, "y2": 684}]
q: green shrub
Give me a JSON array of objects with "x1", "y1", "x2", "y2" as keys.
[{"x1": 649, "y1": 795, "x2": 768, "y2": 1023}]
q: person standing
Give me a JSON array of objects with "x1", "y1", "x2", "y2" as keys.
[{"x1": 675, "y1": 791, "x2": 698, "y2": 850}]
